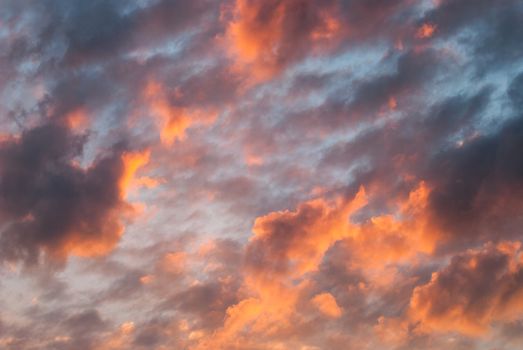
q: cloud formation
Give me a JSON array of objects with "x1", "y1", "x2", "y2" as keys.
[
  {"x1": 0, "y1": 121, "x2": 148, "y2": 265},
  {"x1": 410, "y1": 241, "x2": 523, "y2": 336},
  {"x1": 1, "y1": 0, "x2": 523, "y2": 349}
]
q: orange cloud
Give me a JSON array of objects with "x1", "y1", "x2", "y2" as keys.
[
  {"x1": 193, "y1": 189, "x2": 367, "y2": 348},
  {"x1": 58, "y1": 149, "x2": 151, "y2": 259},
  {"x1": 416, "y1": 23, "x2": 436, "y2": 38},
  {"x1": 335, "y1": 182, "x2": 440, "y2": 272},
  {"x1": 409, "y1": 241, "x2": 523, "y2": 336},
  {"x1": 159, "y1": 251, "x2": 187, "y2": 275},
  {"x1": 224, "y1": 0, "x2": 342, "y2": 80},
  {"x1": 189, "y1": 179, "x2": 497, "y2": 348},
  {"x1": 247, "y1": 187, "x2": 367, "y2": 280},
  {"x1": 191, "y1": 182, "x2": 446, "y2": 348},
  {"x1": 64, "y1": 107, "x2": 89, "y2": 131},
  {"x1": 388, "y1": 96, "x2": 398, "y2": 109},
  {"x1": 140, "y1": 274, "x2": 154, "y2": 284},
  {"x1": 244, "y1": 153, "x2": 264, "y2": 166},
  {"x1": 143, "y1": 80, "x2": 217, "y2": 146},
  {"x1": 143, "y1": 81, "x2": 191, "y2": 145},
  {"x1": 120, "y1": 149, "x2": 151, "y2": 198},
  {"x1": 311, "y1": 292, "x2": 343, "y2": 318},
  {"x1": 61, "y1": 218, "x2": 126, "y2": 258}
]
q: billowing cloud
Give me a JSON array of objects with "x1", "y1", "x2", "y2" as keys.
[
  {"x1": 410, "y1": 241, "x2": 523, "y2": 336},
  {"x1": 0, "y1": 122, "x2": 148, "y2": 265},
  {"x1": 224, "y1": 0, "x2": 342, "y2": 79},
  {"x1": 246, "y1": 188, "x2": 366, "y2": 280}
]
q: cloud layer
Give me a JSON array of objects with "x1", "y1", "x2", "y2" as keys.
[{"x1": 0, "y1": 0, "x2": 522, "y2": 349}]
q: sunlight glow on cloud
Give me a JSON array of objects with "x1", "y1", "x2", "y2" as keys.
[{"x1": 1, "y1": 0, "x2": 522, "y2": 349}]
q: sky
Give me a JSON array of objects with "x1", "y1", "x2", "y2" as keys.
[{"x1": 0, "y1": 0, "x2": 523, "y2": 349}]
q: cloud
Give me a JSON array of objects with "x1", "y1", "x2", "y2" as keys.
[
  {"x1": 415, "y1": 23, "x2": 436, "y2": 39},
  {"x1": 1, "y1": 1, "x2": 523, "y2": 349},
  {"x1": 193, "y1": 183, "x2": 437, "y2": 348},
  {"x1": 420, "y1": 0, "x2": 523, "y2": 74},
  {"x1": 0, "y1": 122, "x2": 148, "y2": 265},
  {"x1": 29, "y1": 0, "x2": 216, "y2": 66},
  {"x1": 142, "y1": 80, "x2": 217, "y2": 146},
  {"x1": 311, "y1": 292, "x2": 343, "y2": 318},
  {"x1": 280, "y1": 48, "x2": 442, "y2": 136},
  {"x1": 426, "y1": 115, "x2": 523, "y2": 248},
  {"x1": 223, "y1": 0, "x2": 414, "y2": 81},
  {"x1": 508, "y1": 72, "x2": 523, "y2": 110},
  {"x1": 410, "y1": 241, "x2": 523, "y2": 336},
  {"x1": 224, "y1": 0, "x2": 342, "y2": 80},
  {"x1": 190, "y1": 190, "x2": 367, "y2": 348},
  {"x1": 246, "y1": 188, "x2": 367, "y2": 281}
]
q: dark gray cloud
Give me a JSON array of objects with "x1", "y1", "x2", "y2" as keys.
[
  {"x1": 132, "y1": 318, "x2": 172, "y2": 348},
  {"x1": 280, "y1": 48, "x2": 442, "y2": 137},
  {"x1": 0, "y1": 122, "x2": 130, "y2": 265},
  {"x1": 19, "y1": 0, "x2": 218, "y2": 66},
  {"x1": 421, "y1": 0, "x2": 523, "y2": 74},
  {"x1": 159, "y1": 240, "x2": 243, "y2": 330},
  {"x1": 320, "y1": 86, "x2": 493, "y2": 209},
  {"x1": 508, "y1": 72, "x2": 523, "y2": 110},
  {"x1": 410, "y1": 242, "x2": 523, "y2": 336},
  {"x1": 426, "y1": 114, "x2": 523, "y2": 248},
  {"x1": 348, "y1": 49, "x2": 440, "y2": 113}
]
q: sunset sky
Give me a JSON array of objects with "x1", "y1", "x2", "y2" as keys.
[{"x1": 1, "y1": 1, "x2": 523, "y2": 349}]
